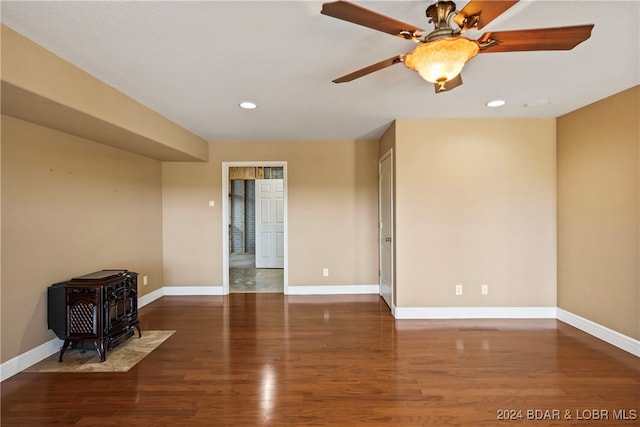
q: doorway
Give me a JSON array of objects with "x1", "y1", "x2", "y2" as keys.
[
  {"x1": 379, "y1": 150, "x2": 394, "y2": 310},
  {"x1": 222, "y1": 162, "x2": 288, "y2": 294}
]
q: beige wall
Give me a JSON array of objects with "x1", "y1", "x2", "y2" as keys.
[
  {"x1": 393, "y1": 119, "x2": 557, "y2": 308},
  {"x1": 0, "y1": 26, "x2": 205, "y2": 366},
  {"x1": 557, "y1": 86, "x2": 640, "y2": 340},
  {"x1": 162, "y1": 140, "x2": 379, "y2": 288},
  {"x1": 1, "y1": 115, "x2": 164, "y2": 362}
]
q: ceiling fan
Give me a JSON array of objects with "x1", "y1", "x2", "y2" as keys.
[{"x1": 321, "y1": 0, "x2": 594, "y2": 92}]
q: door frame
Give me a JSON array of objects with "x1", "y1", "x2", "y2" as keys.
[
  {"x1": 222, "y1": 161, "x2": 288, "y2": 295},
  {"x1": 378, "y1": 149, "x2": 394, "y2": 310}
]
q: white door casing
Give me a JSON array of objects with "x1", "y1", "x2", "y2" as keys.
[
  {"x1": 379, "y1": 150, "x2": 394, "y2": 310},
  {"x1": 222, "y1": 162, "x2": 288, "y2": 295},
  {"x1": 255, "y1": 179, "x2": 285, "y2": 269}
]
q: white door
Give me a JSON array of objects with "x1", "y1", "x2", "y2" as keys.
[
  {"x1": 255, "y1": 179, "x2": 285, "y2": 269},
  {"x1": 379, "y1": 151, "x2": 393, "y2": 310}
]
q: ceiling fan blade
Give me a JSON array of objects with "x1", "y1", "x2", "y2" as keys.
[
  {"x1": 478, "y1": 25, "x2": 595, "y2": 53},
  {"x1": 454, "y1": 0, "x2": 519, "y2": 32},
  {"x1": 332, "y1": 55, "x2": 404, "y2": 83},
  {"x1": 435, "y1": 74, "x2": 463, "y2": 93},
  {"x1": 321, "y1": 1, "x2": 425, "y2": 39}
]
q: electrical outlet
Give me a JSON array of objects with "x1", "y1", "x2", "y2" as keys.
[
  {"x1": 323, "y1": 268, "x2": 329, "y2": 277},
  {"x1": 143, "y1": 275, "x2": 148, "y2": 286},
  {"x1": 481, "y1": 284, "x2": 488, "y2": 295},
  {"x1": 455, "y1": 284, "x2": 463, "y2": 296}
]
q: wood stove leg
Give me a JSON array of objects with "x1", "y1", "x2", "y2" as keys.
[
  {"x1": 135, "y1": 324, "x2": 142, "y2": 338},
  {"x1": 58, "y1": 339, "x2": 72, "y2": 362},
  {"x1": 95, "y1": 340, "x2": 107, "y2": 362}
]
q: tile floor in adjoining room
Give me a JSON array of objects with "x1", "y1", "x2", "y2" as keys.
[{"x1": 229, "y1": 253, "x2": 283, "y2": 293}]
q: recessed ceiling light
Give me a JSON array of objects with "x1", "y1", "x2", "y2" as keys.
[
  {"x1": 525, "y1": 99, "x2": 550, "y2": 108},
  {"x1": 239, "y1": 101, "x2": 257, "y2": 109},
  {"x1": 486, "y1": 99, "x2": 506, "y2": 107}
]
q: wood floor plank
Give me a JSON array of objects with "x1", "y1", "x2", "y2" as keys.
[{"x1": 2, "y1": 293, "x2": 639, "y2": 426}]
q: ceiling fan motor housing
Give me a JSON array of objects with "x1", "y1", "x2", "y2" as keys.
[{"x1": 425, "y1": 1, "x2": 461, "y2": 41}]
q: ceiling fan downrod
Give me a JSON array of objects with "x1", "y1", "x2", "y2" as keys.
[{"x1": 425, "y1": 1, "x2": 460, "y2": 41}]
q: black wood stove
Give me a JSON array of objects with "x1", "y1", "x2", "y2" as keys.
[{"x1": 48, "y1": 270, "x2": 141, "y2": 362}]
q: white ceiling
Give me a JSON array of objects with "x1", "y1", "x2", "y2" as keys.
[{"x1": 1, "y1": 0, "x2": 639, "y2": 141}]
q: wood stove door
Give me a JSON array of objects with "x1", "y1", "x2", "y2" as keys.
[
  {"x1": 66, "y1": 287, "x2": 100, "y2": 338},
  {"x1": 106, "y1": 281, "x2": 138, "y2": 334}
]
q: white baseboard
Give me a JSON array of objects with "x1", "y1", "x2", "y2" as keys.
[
  {"x1": 140, "y1": 286, "x2": 223, "y2": 303},
  {"x1": 557, "y1": 308, "x2": 640, "y2": 357},
  {"x1": 163, "y1": 286, "x2": 224, "y2": 296},
  {"x1": 394, "y1": 306, "x2": 557, "y2": 320},
  {"x1": 145, "y1": 285, "x2": 380, "y2": 298},
  {"x1": 286, "y1": 284, "x2": 380, "y2": 295},
  {"x1": 138, "y1": 288, "x2": 164, "y2": 308},
  {"x1": 0, "y1": 337, "x2": 62, "y2": 382}
]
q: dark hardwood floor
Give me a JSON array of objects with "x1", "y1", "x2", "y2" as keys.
[{"x1": 2, "y1": 294, "x2": 639, "y2": 426}]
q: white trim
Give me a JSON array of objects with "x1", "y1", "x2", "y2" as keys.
[
  {"x1": 138, "y1": 288, "x2": 164, "y2": 308},
  {"x1": 163, "y1": 286, "x2": 224, "y2": 296},
  {"x1": 222, "y1": 161, "x2": 288, "y2": 296},
  {"x1": 390, "y1": 302, "x2": 398, "y2": 317},
  {"x1": 286, "y1": 284, "x2": 380, "y2": 295},
  {"x1": 0, "y1": 337, "x2": 62, "y2": 381},
  {"x1": 557, "y1": 308, "x2": 640, "y2": 357},
  {"x1": 394, "y1": 306, "x2": 557, "y2": 320}
]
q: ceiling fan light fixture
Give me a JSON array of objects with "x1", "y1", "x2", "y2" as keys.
[{"x1": 404, "y1": 37, "x2": 479, "y2": 85}]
